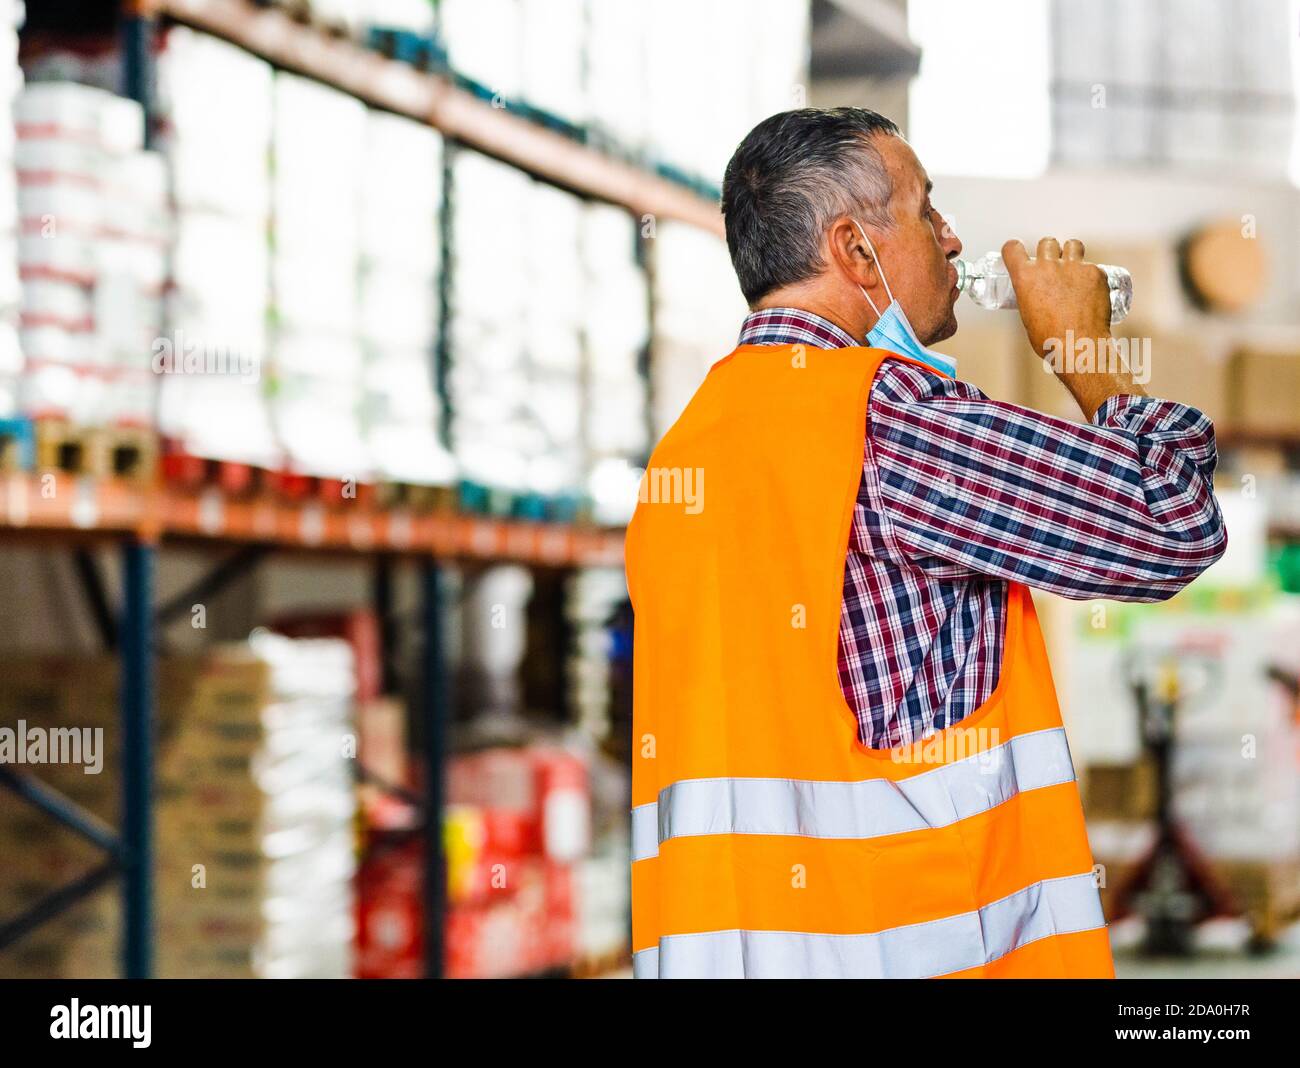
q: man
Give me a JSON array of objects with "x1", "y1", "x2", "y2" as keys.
[{"x1": 625, "y1": 108, "x2": 1226, "y2": 979}]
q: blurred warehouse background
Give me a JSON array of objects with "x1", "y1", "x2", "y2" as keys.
[{"x1": 0, "y1": 0, "x2": 1296, "y2": 979}]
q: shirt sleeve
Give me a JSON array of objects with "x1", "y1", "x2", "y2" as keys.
[{"x1": 862, "y1": 360, "x2": 1228, "y2": 602}]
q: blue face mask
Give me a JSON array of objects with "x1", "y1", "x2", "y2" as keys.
[{"x1": 853, "y1": 220, "x2": 956, "y2": 378}]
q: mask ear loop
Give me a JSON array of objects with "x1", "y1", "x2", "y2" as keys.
[{"x1": 852, "y1": 220, "x2": 894, "y2": 318}]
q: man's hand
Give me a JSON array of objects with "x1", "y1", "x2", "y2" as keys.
[
  {"x1": 1002, "y1": 237, "x2": 1146, "y2": 420},
  {"x1": 1001, "y1": 237, "x2": 1111, "y2": 358}
]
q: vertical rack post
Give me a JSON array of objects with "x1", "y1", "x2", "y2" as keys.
[
  {"x1": 120, "y1": 4, "x2": 154, "y2": 148},
  {"x1": 120, "y1": 539, "x2": 155, "y2": 979},
  {"x1": 372, "y1": 555, "x2": 399, "y2": 696},
  {"x1": 120, "y1": 0, "x2": 156, "y2": 981},
  {"x1": 421, "y1": 559, "x2": 449, "y2": 978}
]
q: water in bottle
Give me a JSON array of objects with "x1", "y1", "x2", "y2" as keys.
[{"x1": 955, "y1": 251, "x2": 1133, "y2": 324}]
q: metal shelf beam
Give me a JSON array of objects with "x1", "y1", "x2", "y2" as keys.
[{"x1": 148, "y1": 0, "x2": 724, "y2": 236}]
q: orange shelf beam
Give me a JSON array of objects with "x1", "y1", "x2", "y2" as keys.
[{"x1": 0, "y1": 475, "x2": 625, "y2": 566}]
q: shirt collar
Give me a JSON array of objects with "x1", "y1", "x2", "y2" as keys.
[
  {"x1": 739, "y1": 306, "x2": 959, "y2": 377},
  {"x1": 737, "y1": 307, "x2": 859, "y2": 350}
]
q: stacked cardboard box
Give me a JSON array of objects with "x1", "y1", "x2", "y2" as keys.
[
  {"x1": 0, "y1": 657, "x2": 123, "y2": 978},
  {"x1": 1228, "y1": 346, "x2": 1300, "y2": 439},
  {"x1": 0, "y1": 639, "x2": 357, "y2": 979},
  {"x1": 221, "y1": 632, "x2": 357, "y2": 979}
]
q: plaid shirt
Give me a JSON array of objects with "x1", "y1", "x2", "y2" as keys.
[{"x1": 738, "y1": 308, "x2": 1227, "y2": 749}]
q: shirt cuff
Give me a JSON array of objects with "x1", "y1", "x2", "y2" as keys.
[{"x1": 1091, "y1": 393, "x2": 1219, "y2": 472}]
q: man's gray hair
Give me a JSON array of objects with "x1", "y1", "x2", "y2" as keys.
[{"x1": 721, "y1": 107, "x2": 900, "y2": 306}]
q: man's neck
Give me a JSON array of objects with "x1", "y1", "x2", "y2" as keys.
[
  {"x1": 752, "y1": 292, "x2": 867, "y2": 342},
  {"x1": 738, "y1": 306, "x2": 859, "y2": 350}
]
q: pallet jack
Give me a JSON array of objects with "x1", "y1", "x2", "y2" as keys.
[{"x1": 1108, "y1": 648, "x2": 1237, "y2": 955}]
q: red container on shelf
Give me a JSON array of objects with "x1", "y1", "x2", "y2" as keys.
[
  {"x1": 531, "y1": 746, "x2": 591, "y2": 862},
  {"x1": 216, "y1": 460, "x2": 256, "y2": 496},
  {"x1": 355, "y1": 838, "x2": 423, "y2": 980},
  {"x1": 160, "y1": 442, "x2": 208, "y2": 488}
]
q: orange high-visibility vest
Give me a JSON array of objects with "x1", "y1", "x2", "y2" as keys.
[{"x1": 625, "y1": 343, "x2": 1114, "y2": 979}]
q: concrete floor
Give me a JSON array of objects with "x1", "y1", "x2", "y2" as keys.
[
  {"x1": 1112, "y1": 917, "x2": 1300, "y2": 979},
  {"x1": 593, "y1": 920, "x2": 1300, "y2": 979}
]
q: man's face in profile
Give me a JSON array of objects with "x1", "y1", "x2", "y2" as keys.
[{"x1": 871, "y1": 135, "x2": 964, "y2": 345}]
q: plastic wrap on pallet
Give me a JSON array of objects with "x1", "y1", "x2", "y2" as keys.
[
  {"x1": 650, "y1": 222, "x2": 747, "y2": 440},
  {"x1": 157, "y1": 28, "x2": 273, "y2": 216},
  {"x1": 357, "y1": 108, "x2": 452, "y2": 486},
  {"x1": 524, "y1": 184, "x2": 584, "y2": 336},
  {"x1": 449, "y1": 154, "x2": 531, "y2": 322},
  {"x1": 518, "y1": 0, "x2": 586, "y2": 133},
  {"x1": 440, "y1": 0, "x2": 524, "y2": 101},
  {"x1": 272, "y1": 371, "x2": 371, "y2": 483},
  {"x1": 247, "y1": 632, "x2": 358, "y2": 978},
  {"x1": 361, "y1": 353, "x2": 437, "y2": 423},
  {"x1": 577, "y1": 837, "x2": 631, "y2": 961},
  {"x1": 640, "y1": 0, "x2": 809, "y2": 189},
  {"x1": 448, "y1": 154, "x2": 571, "y2": 498},
  {"x1": 0, "y1": 9, "x2": 20, "y2": 415},
  {"x1": 14, "y1": 81, "x2": 166, "y2": 430},
  {"x1": 267, "y1": 74, "x2": 368, "y2": 480},
  {"x1": 584, "y1": 0, "x2": 650, "y2": 153},
  {"x1": 580, "y1": 203, "x2": 649, "y2": 521},
  {"x1": 359, "y1": 112, "x2": 441, "y2": 272},
  {"x1": 565, "y1": 567, "x2": 630, "y2": 741},
  {"x1": 157, "y1": 28, "x2": 277, "y2": 467},
  {"x1": 582, "y1": 206, "x2": 649, "y2": 361}
]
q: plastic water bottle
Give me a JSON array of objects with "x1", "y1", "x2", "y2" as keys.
[{"x1": 955, "y1": 252, "x2": 1133, "y2": 325}]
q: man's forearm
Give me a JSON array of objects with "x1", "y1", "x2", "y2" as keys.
[{"x1": 1052, "y1": 339, "x2": 1149, "y2": 421}]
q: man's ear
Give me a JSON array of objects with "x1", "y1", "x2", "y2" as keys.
[{"x1": 827, "y1": 217, "x2": 877, "y2": 289}]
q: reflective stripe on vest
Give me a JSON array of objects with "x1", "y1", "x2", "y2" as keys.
[
  {"x1": 632, "y1": 872, "x2": 1104, "y2": 980},
  {"x1": 631, "y1": 725, "x2": 1076, "y2": 862}
]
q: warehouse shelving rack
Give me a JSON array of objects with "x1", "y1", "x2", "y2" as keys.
[
  {"x1": 144, "y1": 0, "x2": 726, "y2": 236},
  {"x1": 0, "y1": 0, "x2": 723, "y2": 979},
  {"x1": 0, "y1": 475, "x2": 624, "y2": 978}
]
